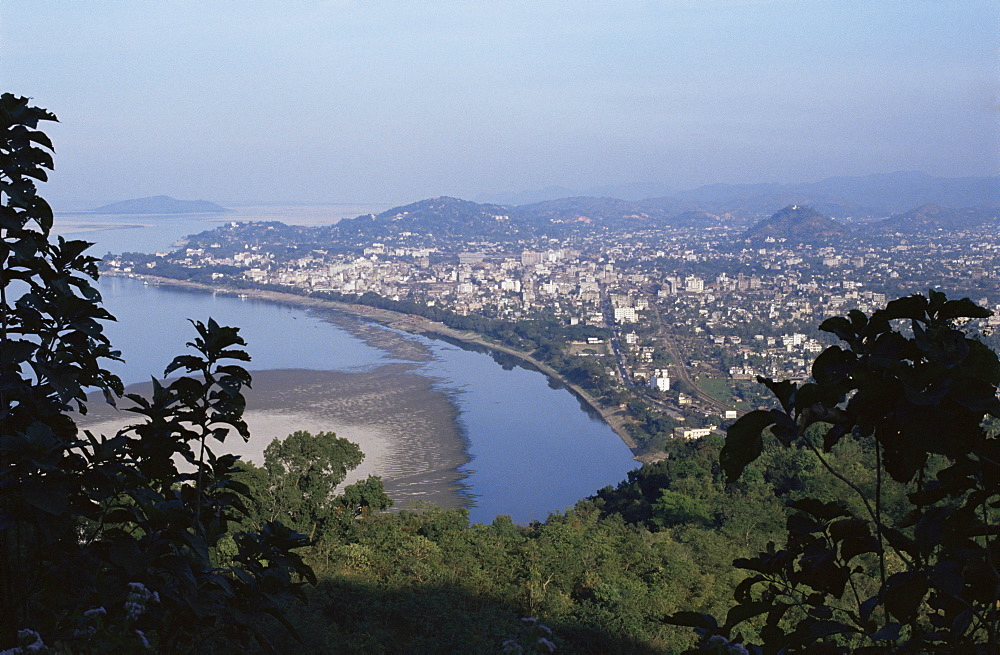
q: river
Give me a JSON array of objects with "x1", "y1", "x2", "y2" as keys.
[{"x1": 57, "y1": 207, "x2": 639, "y2": 524}]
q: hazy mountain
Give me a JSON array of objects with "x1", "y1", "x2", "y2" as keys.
[
  {"x1": 867, "y1": 203, "x2": 1000, "y2": 235},
  {"x1": 578, "y1": 182, "x2": 677, "y2": 201},
  {"x1": 511, "y1": 196, "x2": 725, "y2": 229},
  {"x1": 332, "y1": 196, "x2": 527, "y2": 239},
  {"x1": 673, "y1": 172, "x2": 1000, "y2": 218},
  {"x1": 511, "y1": 196, "x2": 654, "y2": 224},
  {"x1": 659, "y1": 210, "x2": 730, "y2": 229},
  {"x1": 474, "y1": 186, "x2": 580, "y2": 206},
  {"x1": 478, "y1": 182, "x2": 677, "y2": 206},
  {"x1": 482, "y1": 173, "x2": 998, "y2": 219},
  {"x1": 302, "y1": 177, "x2": 998, "y2": 245},
  {"x1": 741, "y1": 205, "x2": 847, "y2": 243},
  {"x1": 93, "y1": 195, "x2": 229, "y2": 214}
]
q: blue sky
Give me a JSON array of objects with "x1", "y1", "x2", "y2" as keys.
[{"x1": 2, "y1": 1, "x2": 997, "y2": 208}]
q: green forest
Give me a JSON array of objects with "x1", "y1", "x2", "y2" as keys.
[{"x1": 2, "y1": 96, "x2": 997, "y2": 653}]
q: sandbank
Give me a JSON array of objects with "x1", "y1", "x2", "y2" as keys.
[{"x1": 78, "y1": 366, "x2": 471, "y2": 511}]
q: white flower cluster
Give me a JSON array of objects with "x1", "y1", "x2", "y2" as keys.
[
  {"x1": 501, "y1": 617, "x2": 557, "y2": 653},
  {"x1": 124, "y1": 582, "x2": 160, "y2": 621},
  {"x1": 0, "y1": 629, "x2": 46, "y2": 654}
]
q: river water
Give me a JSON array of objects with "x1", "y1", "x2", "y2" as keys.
[{"x1": 56, "y1": 207, "x2": 638, "y2": 524}]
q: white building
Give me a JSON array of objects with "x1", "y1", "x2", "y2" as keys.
[
  {"x1": 673, "y1": 426, "x2": 716, "y2": 440},
  {"x1": 649, "y1": 368, "x2": 670, "y2": 392},
  {"x1": 684, "y1": 275, "x2": 705, "y2": 293},
  {"x1": 614, "y1": 306, "x2": 638, "y2": 323}
]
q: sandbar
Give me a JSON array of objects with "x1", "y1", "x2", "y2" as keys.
[{"x1": 77, "y1": 365, "x2": 471, "y2": 511}]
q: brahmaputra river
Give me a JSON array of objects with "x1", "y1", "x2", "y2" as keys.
[{"x1": 58, "y1": 206, "x2": 638, "y2": 523}]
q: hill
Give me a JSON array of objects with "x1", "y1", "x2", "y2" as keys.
[
  {"x1": 654, "y1": 172, "x2": 1000, "y2": 218},
  {"x1": 867, "y1": 203, "x2": 999, "y2": 235},
  {"x1": 511, "y1": 196, "x2": 658, "y2": 227},
  {"x1": 741, "y1": 204, "x2": 847, "y2": 243},
  {"x1": 330, "y1": 196, "x2": 529, "y2": 240},
  {"x1": 93, "y1": 195, "x2": 230, "y2": 214}
]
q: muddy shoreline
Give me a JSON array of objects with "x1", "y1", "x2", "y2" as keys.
[{"x1": 78, "y1": 366, "x2": 472, "y2": 512}]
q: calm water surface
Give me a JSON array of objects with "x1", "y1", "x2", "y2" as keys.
[{"x1": 71, "y1": 209, "x2": 639, "y2": 523}]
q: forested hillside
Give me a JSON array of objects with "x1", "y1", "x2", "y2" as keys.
[{"x1": 251, "y1": 431, "x2": 916, "y2": 653}]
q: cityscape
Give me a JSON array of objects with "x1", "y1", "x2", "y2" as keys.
[{"x1": 105, "y1": 197, "x2": 1000, "y2": 456}]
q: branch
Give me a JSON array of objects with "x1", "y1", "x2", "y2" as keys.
[{"x1": 799, "y1": 431, "x2": 914, "y2": 569}]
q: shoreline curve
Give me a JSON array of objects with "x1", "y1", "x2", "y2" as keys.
[{"x1": 113, "y1": 273, "x2": 643, "y2": 458}]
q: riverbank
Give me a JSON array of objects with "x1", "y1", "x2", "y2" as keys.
[
  {"x1": 78, "y1": 366, "x2": 471, "y2": 512},
  {"x1": 117, "y1": 274, "x2": 644, "y2": 457}
]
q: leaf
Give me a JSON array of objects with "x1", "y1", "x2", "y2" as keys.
[
  {"x1": 870, "y1": 622, "x2": 902, "y2": 641},
  {"x1": 811, "y1": 346, "x2": 856, "y2": 386},
  {"x1": 881, "y1": 294, "x2": 929, "y2": 322},
  {"x1": 724, "y1": 602, "x2": 772, "y2": 630},
  {"x1": 789, "y1": 498, "x2": 849, "y2": 521},
  {"x1": 721, "y1": 410, "x2": 774, "y2": 483},
  {"x1": 819, "y1": 315, "x2": 856, "y2": 343},
  {"x1": 840, "y1": 535, "x2": 880, "y2": 563},
  {"x1": 928, "y1": 560, "x2": 964, "y2": 598},
  {"x1": 663, "y1": 611, "x2": 718, "y2": 631},
  {"x1": 937, "y1": 298, "x2": 992, "y2": 321},
  {"x1": 822, "y1": 422, "x2": 850, "y2": 452},
  {"x1": 913, "y1": 506, "x2": 950, "y2": 556},
  {"x1": 806, "y1": 619, "x2": 857, "y2": 639},
  {"x1": 757, "y1": 376, "x2": 796, "y2": 413},
  {"x1": 883, "y1": 527, "x2": 918, "y2": 559},
  {"x1": 22, "y1": 478, "x2": 69, "y2": 515},
  {"x1": 858, "y1": 595, "x2": 880, "y2": 626},
  {"x1": 733, "y1": 574, "x2": 766, "y2": 602},
  {"x1": 768, "y1": 408, "x2": 798, "y2": 446},
  {"x1": 883, "y1": 571, "x2": 929, "y2": 622},
  {"x1": 165, "y1": 354, "x2": 204, "y2": 376},
  {"x1": 828, "y1": 518, "x2": 869, "y2": 542}
]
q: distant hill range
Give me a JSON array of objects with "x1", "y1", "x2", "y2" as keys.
[
  {"x1": 482, "y1": 172, "x2": 999, "y2": 219},
  {"x1": 314, "y1": 190, "x2": 996, "y2": 246},
  {"x1": 93, "y1": 195, "x2": 229, "y2": 214},
  {"x1": 741, "y1": 205, "x2": 848, "y2": 243},
  {"x1": 671, "y1": 171, "x2": 998, "y2": 219},
  {"x1": 866, "y1": 203, "x2": 999, "y2": 235},
  {"x1": 323, "y1": 195, "x2": 729, "y2": 240}
]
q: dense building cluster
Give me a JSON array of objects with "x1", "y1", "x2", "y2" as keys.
[{"x1": 106, "y1": 214, "x2": 1000, "y2": 434}]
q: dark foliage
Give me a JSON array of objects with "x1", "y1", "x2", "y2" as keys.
[
  {"x1": 670, "y1": 291, "x2": 1000, "y2": 652},
  {"x1": 0, "y1": 94, "x2": 312, "y2": 652}
]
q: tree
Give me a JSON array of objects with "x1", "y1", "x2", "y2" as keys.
[
  {"x1": 651, "y1": 490, "x2": 713, "y2": 528},
  {"x1": 237, "y1": 430, "x2": 391, "y2": 541},
  {"x1": 0, "y1": 94, "x2": 312, "y2": 652},
  {"x1": 668, "y1": 291, "x2": 999, "y2": 652}
]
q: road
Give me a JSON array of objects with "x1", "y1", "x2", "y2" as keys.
[{"x1": 599, "y1": 286, "x2": 633, "y2": 386}]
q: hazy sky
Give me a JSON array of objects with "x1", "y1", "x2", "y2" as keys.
[{"x1": 2, "y1": 1, "x2": 998, "y2": 208}]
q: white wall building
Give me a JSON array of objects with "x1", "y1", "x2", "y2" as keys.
[
  {"x1": 649, "y1": 368, "x2": 670, "y2": 391},
  {"x1": 614, "y1": 306, "x2": 638, "y2": 323}
]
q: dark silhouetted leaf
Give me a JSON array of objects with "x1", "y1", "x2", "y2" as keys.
[
  {"x1": 664, "y1": 611, "x2": 718, "y2": 630},
  {"x1": 721, "y1": 410, "x2": 774, "y2": 482},
  {"x1": 757, "y1": 376, "x2": 796, "y2": 413},
  {"x1": 884, "y1": 571, "x2": 928, "y2": 621}
]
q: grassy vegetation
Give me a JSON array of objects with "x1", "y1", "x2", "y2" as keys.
[{"x1": 693, "y1": 376, "x2": 737, "y2": 406}]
